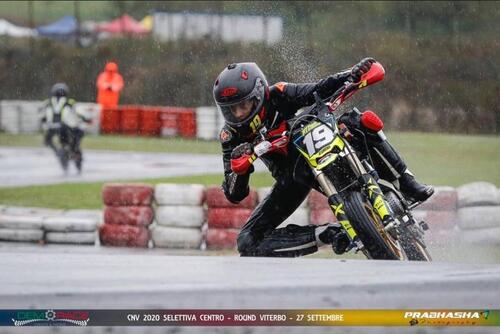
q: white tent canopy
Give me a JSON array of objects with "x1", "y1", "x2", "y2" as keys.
[{"x1": 0, "y1": 19, "x2": 37, "y2": 37}]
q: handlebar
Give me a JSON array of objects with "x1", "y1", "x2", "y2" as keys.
[{"x1": 232, "y1": 62, "x2": 386, "y2": 172}]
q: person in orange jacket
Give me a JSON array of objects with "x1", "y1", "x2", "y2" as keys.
[{"x1": 96, "y1": 62, "x2": 124, "y2": 108}]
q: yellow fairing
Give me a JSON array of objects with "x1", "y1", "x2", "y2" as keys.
[{"x1": 297, "y1": 135, "x2": 345, "y2": 169}]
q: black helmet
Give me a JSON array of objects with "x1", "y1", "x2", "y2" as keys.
[
  {"x1": 51, "y1": 83, "x2": 69, "y2": 98},
  {"x1": 213, "y1": 63, "x2": 269, "y2": 132}
]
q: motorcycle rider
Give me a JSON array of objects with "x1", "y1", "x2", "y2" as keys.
[
  {"x1": 213, "y1": 58, "x2": 434, "y2": 257},
  {"x1": 40, "y1": 83, "x2": 90, "y2": 173}
]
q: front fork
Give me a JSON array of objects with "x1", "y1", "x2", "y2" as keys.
[
  {"x1": 313, "y1": 169, "x2": 364, "y2": 252},
  {"x1": 313, "y1": 141, "x2": 397, "y2": 246}
]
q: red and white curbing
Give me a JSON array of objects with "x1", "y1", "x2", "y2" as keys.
[
  {"x1": 152, "y1": 184, "x2": 205, "y2": 249},
  {"x1": 100, "y1": 184, "x2": 154, "y2": 247}
]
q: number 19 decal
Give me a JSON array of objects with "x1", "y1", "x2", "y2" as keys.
[{"x1": 303, "y1": 124, "x2": 334, "y2": 155}]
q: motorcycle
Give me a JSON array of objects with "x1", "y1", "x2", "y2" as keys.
[
  {"x1": 57, "y1": 126, "x2": 83, "y2": 174},
  {"x1": 243, "y1": 62, "x2": 432, "y2": 261}
]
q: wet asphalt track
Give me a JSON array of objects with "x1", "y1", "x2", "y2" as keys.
[
  {"x1": 0, "y1": 243, "x2": 499, "y2": 334},
  {"x1": 1, "y1": 147, "x2": 499, "y2": 334},
  {"x1": 0, "y1": 147, "x2": 267, "y2": 187}
]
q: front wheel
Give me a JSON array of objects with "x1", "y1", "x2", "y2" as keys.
[
  {"x1": 343, "y1": 191, "x2": 404, "y2": 260},
  {"x1": 398, "y1": 227, "x2": 432, "y2": 261}
]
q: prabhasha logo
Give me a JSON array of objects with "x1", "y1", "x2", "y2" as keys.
[
  {"x1": 12, "y1": 310, "x2": 89, "y2": 326},
  {"x1": 404, "y1": 311, "x2": 482, "y2": 319}
]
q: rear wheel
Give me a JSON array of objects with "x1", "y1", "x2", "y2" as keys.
[{"x1": 343, "y1": 191, "x2": 404, "y2": 260}]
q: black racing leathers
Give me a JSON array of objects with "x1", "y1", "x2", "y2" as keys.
[{"x1": 219, "y1": 71, "x2": 408, "y2": 257}]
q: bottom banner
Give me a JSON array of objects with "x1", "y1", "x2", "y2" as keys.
[{"x1": 0, "y1": 310, "x2": 497, "y2": 327}]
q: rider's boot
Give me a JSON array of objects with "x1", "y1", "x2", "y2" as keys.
[
  {"x1": 372, "y1": 140, "x2": 434, "y2": 202},
  {"x1": 399, "y1": 169, "x2": 434, "y2": 202},
  {"x1": 315, "y1": 223, "x2": 351, "y2": 255}
]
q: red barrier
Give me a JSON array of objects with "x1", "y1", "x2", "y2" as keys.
[
  {"x1": 308, "y1": 190, "x2": 329, "y2": 210},
  {"x1": 206, "y1": 228, "x2": 240, "y2": 250},
  {"x1": 102, "y1": 184, "x2": 154, "y2": 206},
  {"x1": 100, "y1": 108, "x2": 121, "y2": 134},
  {"x1": 120, "y1": 105, "x2": 140, "y2": 135},
  {"x1": 205, "y1": 186, "x2": 258, "y2": 209},
  {"x1": 140, "y1": 108, "x2": 161, "y2": 136},
  {"x1": 207, "y1": 208, "x2": 252, "y2": 229},
  {"x1": 104, "y1": 206, "x2": 154, "y2": 226},
  {"x1": 99, "y1": 224, "x2": 149, "y2": 248},
  {"x1": 159, "y1": 109, "x2": 179, "y2": 137},
  {"x1": 177, "y1": 108, "x2": 197, "y2": 138}
]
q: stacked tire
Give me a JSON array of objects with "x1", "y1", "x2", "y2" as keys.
[
  {"x1": 100, "y1": 184, "x2": 154, "y2": 247},
  {"x1": 0, "y1": 214, "x2": 44, "y2": 243},
  {"x1": 412, "y1": 186, "x2": 458, "y2": 246},
  {"x1": 152, "y1": 184, "x2": 205, "y2": 249},
  {"x1": 456, "y1": 182, "x2": 500, "y2": 246},
  {"x1": 308, "y1": 189, "x2": 336, "y2": 226},
  {"x1": 43, "y1": 211, "x2": 99, "y2": 245},
  {"x1": 205, "y1": 186, "x2": 258, "y2": 250}
]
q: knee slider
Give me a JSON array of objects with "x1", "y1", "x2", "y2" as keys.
[{"x1": 236, "y1": 230, "x2": 256, "y2": 255}]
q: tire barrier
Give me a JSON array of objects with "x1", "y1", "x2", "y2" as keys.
[
  {"x1": 205, "y1": 186, "x2": 258, "y2": 249},
  {"x1": 457, "y1": 182, "x2": 500, "y2": 208},
  {"x1": 154, "y1": 184, "x2": 205, "y2": 206},
  {"x1": 418, "y1": 186, "x2": 457, "y2": 211},
  {"x1": 152, "y1": 183, "x2": 206, "y2": 249},
  {"x1": 102, "y1": 184, "x2": 154, "y2": 206},
  {"x1": 412, "y1": 210, "x2": 457, "y2": 231},
  {"x1": 308, "y1": 189, "x2": 330, "y2": 210},
  {"x1": 100, "y1": 184, "x2": 154, "y2": 247},
  {"x1": 0, "y1": 100, "x2": 43, "y2": 134},
  {"x1": 99, "y1": 224, "x2": 149, "y2": 248},
  {"x1": 195, "y1": 106, "x2": 220, "y2": 140},
  {"x1": 0, "y1": 214, "x2": 43, "y2": 230},
  {"x1": 155, "y1": 206, "x2": 205, "y2": 228},
  {"x1": 0, "y1": 214, "x2": 44, "y2": 243},
  {"x1": 457, "y1": 206, "x2": 500, "y2": 230},
  {"x1": 459, "y1": 227, "x2": 500, "y2": 246},
  {"x1": 103, "y1": 206, "x2": 154, "y2": 226},
  {"x1": 63, "y1": 209, "x2": 103, "y2": 223},
  {"x1": 0, "y1": 229, "x2": 44, "y2": 242},
  {"x1": 45, "y1": 232, "x2": 96, "y2": 245},
  {"x1": 151, "y1": 226, "x2": 202, "y2": 249},
  {"x1": 205, "y1": 186, "x2": 258, "y2": 209},
  {"x1": 206, "y1": 228, "x2": 240, "y2": 250},
  {"x1": 207, "y1": 208, "x2": 252, "y2": 229},
  {"x1": 310, "y1": 208, "x2": 337, "y2": 226},
  {"x1": 43, "y1": 216, "x2": 98, "y2": 232}
]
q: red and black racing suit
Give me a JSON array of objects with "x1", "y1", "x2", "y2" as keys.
[{"x1": 219, "y1": 71, "x2": 408, "y2": 257}]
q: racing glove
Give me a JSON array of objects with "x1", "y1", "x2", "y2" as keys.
[
  {"x1": 230, "y1": 142, "x2": 255, "y2": 175},
  {"x1": 350, "y1": 57, "x2": 376, "y2": 82}
]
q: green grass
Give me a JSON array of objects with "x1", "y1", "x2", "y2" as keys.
[
  {"x1": 0, "y1": 133, "x2": 221, "y2": 154},
  {"x1": 0, "y1": 1, "x2": 115, "y2": 25},
  {"x1": 0, "y1": 132, "x2": 499, "y2": 209}
]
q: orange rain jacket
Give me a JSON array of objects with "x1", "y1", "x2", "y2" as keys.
[{"x1": 96, "y1": 62, "x2": 124, "y2": 108}]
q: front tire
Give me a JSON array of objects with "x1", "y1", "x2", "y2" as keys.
[
  {"x1": 343, "y1": 191, "x2": 404, "y2": 260},
  {"x1": 399, "y1": 229, "x2": 432, "y2": 261}
]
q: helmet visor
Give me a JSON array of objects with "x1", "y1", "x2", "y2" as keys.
[{"x1": 218, "y1": 78, "x2": 265, "y2": 126}]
